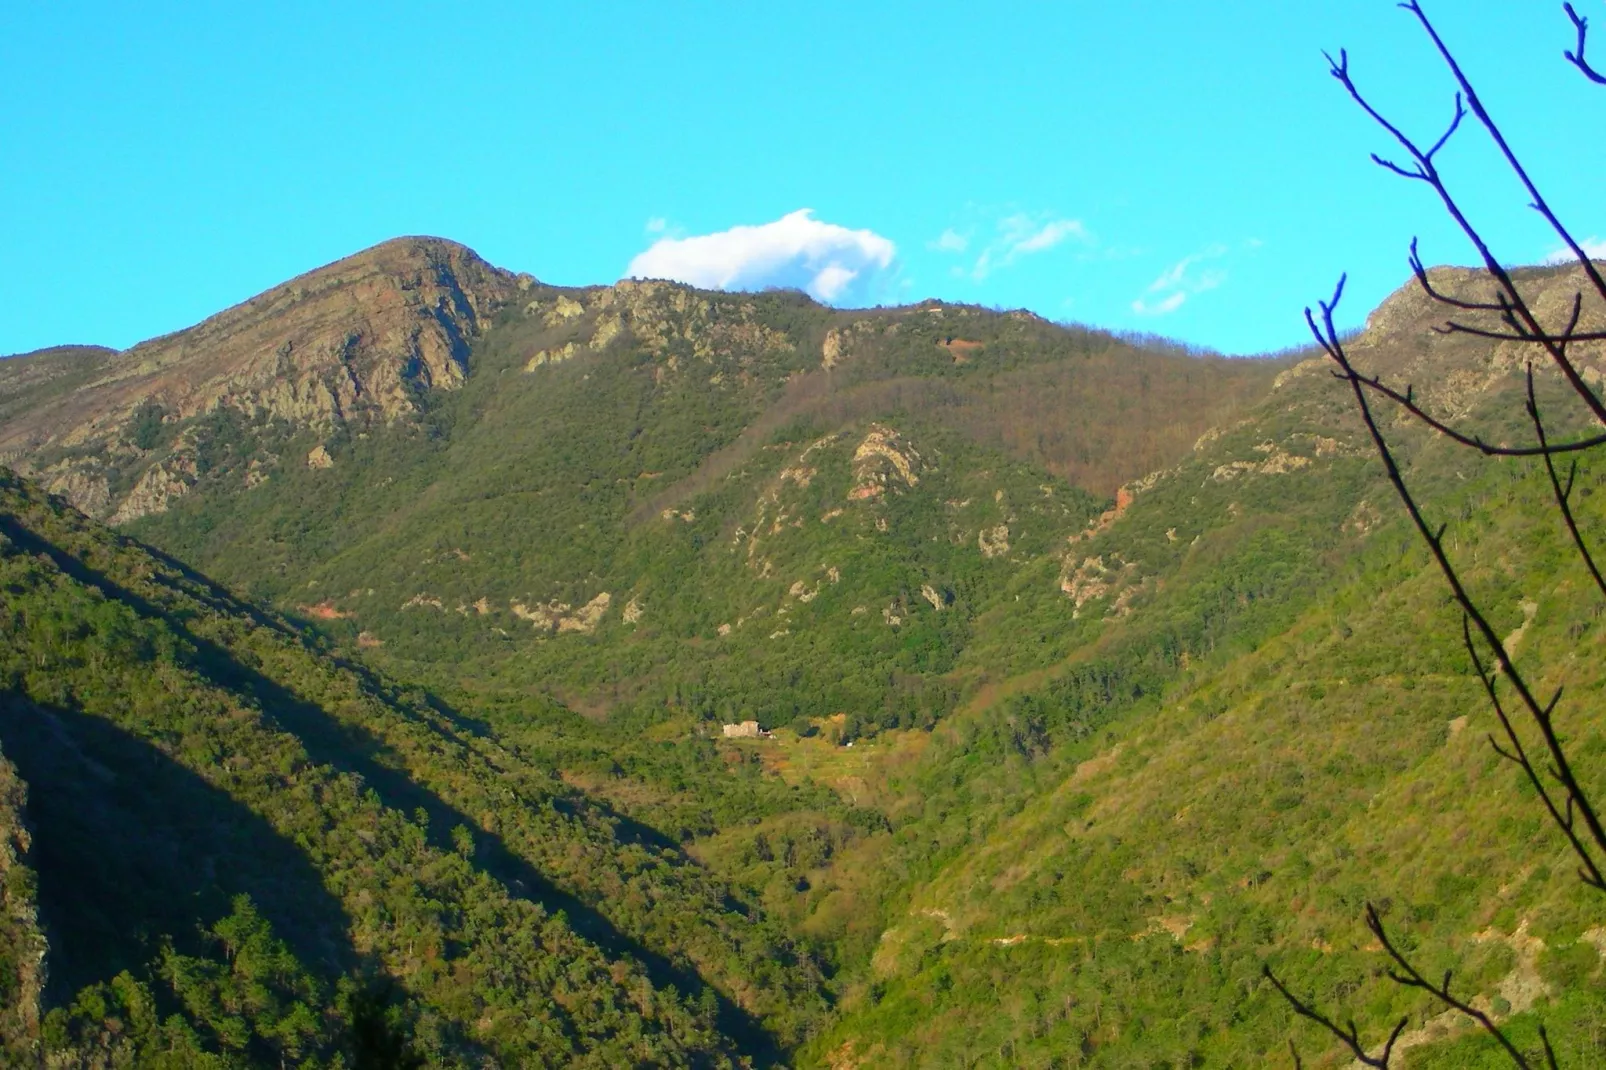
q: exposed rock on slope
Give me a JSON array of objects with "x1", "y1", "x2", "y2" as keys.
[
  {"x1": 1275, "y1": 262, "x2": 1606, "y2": 422},
  {"x1": 521, "y1": 278, "x2": 796, "y2": 370},
  {"x1": 850, "y1": 424, "x2": 921, "y2": 500},
  {"x1": 1, "y1": 237, "x2": 520, "y2": 521}
]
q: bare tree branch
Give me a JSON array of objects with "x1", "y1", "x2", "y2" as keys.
[
  {"x1": 1565, "y1": 2, "x2": 1606, "y2": 84},
  {"x1": 1267, "y1": 7, "x2": 1606, "y2": 1064},
  {"x1": 1334, "y1": 365, "x2": 1606, "y2": 458},
  {"x1": 1311, "y1": 281, "x2": 1606, "y2": 884},
  {"x1": 1526, "y1": 363, "x2": 1606, "y2": 600},
  {"x1": 1333, "y1": 8, "x2": 1606, "y2": 426},
  {"x1": 1467, "y1": 618, "x2": 1606, "y2": 892},
  {"x1": 1404, "y1": 1, "x2": 1606, "y2": 330},
  {"x1": 1263, "y1": 964, "x2": 1405, "y2": 1068},
  {"x1": 1365, "y1": 905, "x2": 1549, "y2": 1068}
]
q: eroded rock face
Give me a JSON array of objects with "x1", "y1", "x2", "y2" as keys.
[
  {"x1": 822, "y1": 329, "x2": 844, "y2": 369},
  {"x1": 1060, "y1": 553, "x2": 1139, "y2": 618},
  {"x1": 1, "y1": 237, "x2": 520, "y2": 522},
  {"x1": 1210, "y1": 443, "x2": 1312, "y2": 482},
  {"x1": 1348, "y1": 262, "x2": 1606, "y2": 418},
  {"x1": 978, "y1": 524, "x2": 1011, "y2": 558},
  {"x1": 511, "y1": 592, "x2": 613, "y2": 635},
  {"x1": 594, "y1": 280, "x2": 793, "y2": 363},
  {"x1": 525, "y1": 342, "x2": 580, "y2": 370},
  {"x1": 850, "y1": 424, "x2": 921, "y2": 500},
  {"x1": 43, "y1": 468, "x2": 111, "y2": 517},
  {"x1": 108, "y1": 458, "x2": 196, "y2": 525}
]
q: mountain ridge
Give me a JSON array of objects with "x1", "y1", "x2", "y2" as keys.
[
  {"x1": 1, "y1": 236, "x2": 527, "y2": 523},
  {"x1": 9, "y1": 242, "x2": 1606, "y2": 1065}
]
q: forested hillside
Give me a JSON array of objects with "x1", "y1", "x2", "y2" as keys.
[
  {"x1": 6, "y1": 242, "x2": 1606, "y2": 1066},
  {"x1": 0, "y1": 470, "x2": 827, "y2": 1066}
]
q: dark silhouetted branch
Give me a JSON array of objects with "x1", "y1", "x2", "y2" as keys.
[
  {"x1": 1270, "y1": 7, "x2": 1606, "y2": 1064},
  {"x1": 1405, "y1": 1, "x2": 1606, "y2": 330},
  {"x1": 1466, "y1": 617, "x2": 1605, "y2": 893},
  {"x1": 1366, "y1": 904, "x2": 1555, "y2": 1069},
  {"x1": 1527, "y1": 364, "x2": 1606, "y2": 600},
  {"x1": 1407, "y1": 241, "x2": 1507, "y2": 312},
  {"x1": 1434, "y1": 290, "x2": 1595, "y2": 346},
  {"x1": 1335, "y1": 6, "x2": 1606, "y2": 428},
  {"x1": 1263, "y1": 964, "x2": 1405, "y2": 1068},
  {"x1": 1336, "y1": 365, "x2": 1606, "y2": 458},
  {"x1": 1565, "y1": 2, "x2": 1606, "y2": 83},
  {"x1": 1312, "y1": 281, "x2": 1606, "y2": 888}
]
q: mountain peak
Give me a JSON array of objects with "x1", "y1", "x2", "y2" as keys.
[{"x1": 0, "y1": 237, "x2": 527, "y2": 521}]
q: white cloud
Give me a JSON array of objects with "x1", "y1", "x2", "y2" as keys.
[
  {"x1": 969, "y1": 213, "x2": 1089, "y2": 280},
  {"x1": 1542, "y1": 236, "x2": 1606, "y2": 264},
  {"x1": 626, "y1": 209, "x2": 897, "y2": 305},
  {"x1": 811, "y1": 264, "x2": 859, "y2": 302},
  {"x1": 1132, "y1": 243, "x2": 1230, "y2": 317},
  {"x1": 1014, "y1": 219, "x2": 1085, "y2": 254},
  {"x1": 930, "y1": 228, "x2": 969, "y2": 253},
  {"x1": 1132, "y1": 291, "x2": 1187, "y2": 316},
  {"x1": 645, "y1": 216, "x2": 668, "y2": 234}
]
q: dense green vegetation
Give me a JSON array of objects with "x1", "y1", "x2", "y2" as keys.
[
  {"x1": 7, "y1": 265, "x2": 1606, "y2": 1066},
  {"x1": 0, "y1": 470, "x2": 825, "y2": 1066}
]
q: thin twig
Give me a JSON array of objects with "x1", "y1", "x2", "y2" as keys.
[
  {"x1": 1263, "y1": 965, "x2": 1404, "y2": 1067},
  {"x1": 1466, "y1": 618, "x2": 1606, "y2": 892},
  {"x1": 1366, "y1": 905, "x2": 1540, "y2": 1069},
  {"x1": 1527, "y1": 363, "x2": 1606, "y2": 599},
  {"x1": 1332, "y1": 19, "x2": 1606, "y2": 426},
  {"x1": 1338, "y1": 367, "x2": 1606, "y2": 458},
  {"x1": 1311, "y1": 278, "x2": 1606, "y2": 879},
  {"x1": 1269, "y1": 7, "x2": 1606, "y2": 1066},
  {"x1": 1405, "y1": 1, "x2": 1606, "y2": 339},
  {"x1": 1565, "y1": 2, "x2": 1606, "y2": 84}
]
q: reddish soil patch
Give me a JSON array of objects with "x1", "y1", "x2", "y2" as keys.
[
  {"x1": 937, "y1": 338, "x2": 985, "y2": 363},
  {"x1": 1068, "y1": 485, "x2": 1136, "y2": 545},
  {"x1": 300, "y1": 601, "x2": 352, "y2": 620}
]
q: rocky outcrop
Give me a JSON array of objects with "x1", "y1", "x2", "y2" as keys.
[
  {"x1": 822, "y1": 328, "x2": 844, "y2": 369},
  {"x1": 537, "y1": 280, "x2": 797, "y2": 369},
  {"x1": 821, "y1": 320, "x2": 878, "y2": 370},
  {"x1": 108, "y1": 457, "x2": 196, "y2": 524},
  {"x1": 1210, "y1": 442, "x2": 1312, "y2": 482},
  {"x1": 1346, "y1": 262, "x2": 1606, "y2": 418},
  {"x1": 850, "y1": 424, "x2": 921, "y2": 500},
  {"x1": 1060, "y1": 553, "x2": 1139, "y2": 618},
  {"x1": 1, "y1": 237, "x2": 520, "y2": 521},
  {"x1": 42, "y1": 468, "x2": 111, "y2": 516},
  {"x1": 978, "y1": 524, "x2": 1010, "y2": 558},
  {"x1": 525, "y1": 342, "x2": 580, "y2": 370},
  {"x1": 511, "y1": 592, "x2": 613, "y2": 635}
]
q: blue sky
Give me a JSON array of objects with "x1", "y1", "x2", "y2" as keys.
[{"x1": 3, "y1": 1, "x2": 1604, "y2": 357}]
